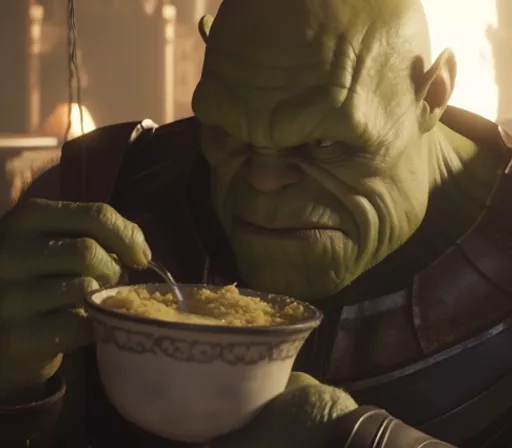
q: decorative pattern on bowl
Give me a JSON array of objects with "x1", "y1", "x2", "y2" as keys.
[{"x1": 93, "y1": 320, "x2": 307, "y2": 365}]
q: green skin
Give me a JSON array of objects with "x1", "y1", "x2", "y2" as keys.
[{"x1": 0, "y1": 0, "x2": 506, "y2": 445}]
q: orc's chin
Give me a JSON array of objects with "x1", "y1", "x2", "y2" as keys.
[{"x1": 230, "y1": 231, "x2": 354, "y2": 303}]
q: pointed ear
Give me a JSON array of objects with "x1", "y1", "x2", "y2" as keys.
[
  {"x1": 416, "y1": 49, "x2": 457, "y2": 133},
  {"x1": 198, "y1": 15, "x2": 214, "y2": 44}
]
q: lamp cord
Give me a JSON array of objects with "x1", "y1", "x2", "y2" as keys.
[
  {"x1": 65, "y1": 0, "x2": 87, "y2": 199},
  {"x1": 65, "y1": 0, "x2": 84, "y2": 141}
]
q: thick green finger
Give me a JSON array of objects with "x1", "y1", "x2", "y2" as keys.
[
  {"x1": 0, "y1": 237, "x2": 122, "y2": 285},
  {"x1": 1, "y1": 308, "x2": 94, "y2": 360},
  {"x1": 3, "y1": 198, "x2": 150, "y2": 268},
  {"x1": 285, "y1": 372, "x2": 320, "y2": 390},
  {"x1": 0, "y1": 277, "x2": 99, "y2": 322}
]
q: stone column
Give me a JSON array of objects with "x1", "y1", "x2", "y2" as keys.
[
  {"x1": 0, "y1": 0, "x2": 32, "y2": 132},
  {"x1": 171, "y1": 0, "x2": 209, "y2": 119}
]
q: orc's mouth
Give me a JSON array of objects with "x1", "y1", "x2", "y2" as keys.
[{"x1": 233, "y1": 216, "x2": 344, "y2": 239}]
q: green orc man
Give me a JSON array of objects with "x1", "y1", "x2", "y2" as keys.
[{"x1": 1, "y1": 0, "x2": 511, "y2": 446}]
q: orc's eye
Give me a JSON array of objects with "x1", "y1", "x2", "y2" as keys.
[
  {"x1": 304, "y1": 139, "x2": 354, "y2": 163},
  {"x1": 312, "y1": 139, "x2": 335, "y2": 148}
]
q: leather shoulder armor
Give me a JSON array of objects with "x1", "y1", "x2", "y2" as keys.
[{"x1": 59, "y1": 116, "x2": 201, "y2": 205}]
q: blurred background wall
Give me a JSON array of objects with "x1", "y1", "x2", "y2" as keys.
[{"x1": 0, "y1": 0, "x2": 510, "y2": 216}]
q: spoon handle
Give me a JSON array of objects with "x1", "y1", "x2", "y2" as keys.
[
  {"x1": 147, "y1": 260, "x2": 177, "y2": 285},
  {"x1": 147, "y1": 260, "x2": 187, "y2": 310}
]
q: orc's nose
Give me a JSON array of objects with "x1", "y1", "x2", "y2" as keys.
[{"x1": 245, "y1": 155, "x2": 303, "y2": 193}]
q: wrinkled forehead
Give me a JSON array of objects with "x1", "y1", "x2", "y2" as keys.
[
  {"x1": 194, "y1": 0, "x2": 425, "y2": 147},
  {"x1": 208, "y1": 0, "x2": 371, "y2": 66}
]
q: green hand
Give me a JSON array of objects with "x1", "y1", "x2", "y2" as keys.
[
  {"x1": 212, "y1": 372, "x2": 358, "y2": 448},
  {"x1": 0, "y1": 198, "x2": 151, "y2": 400}
]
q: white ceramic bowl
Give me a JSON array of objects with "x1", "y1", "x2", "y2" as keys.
[{"x1": 85, "y1": 283, "x2": 322, "y2": 443}]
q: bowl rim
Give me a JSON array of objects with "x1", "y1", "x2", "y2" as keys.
[{"x1": 85, "y1": 283, "x2": 323, "y2": 336}]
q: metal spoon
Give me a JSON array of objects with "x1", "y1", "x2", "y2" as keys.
[{"x1": 147, "y1": 260, "x2": 187, "y2": 311}]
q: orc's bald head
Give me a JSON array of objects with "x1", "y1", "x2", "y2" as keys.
[{"x1": 192, "y1": 0, "x2": 457, "y2": 301}]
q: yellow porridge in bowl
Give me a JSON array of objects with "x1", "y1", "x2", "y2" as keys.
[{"x1": 101, "y1": 284, "x2": 306, "y2": 326}]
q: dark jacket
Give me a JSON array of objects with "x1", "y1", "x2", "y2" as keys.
[{"x1": 2, "y1": 107, "x2": 512, "y2": 447}]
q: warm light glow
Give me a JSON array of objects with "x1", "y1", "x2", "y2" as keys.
[
  {"x1": 40, "y1": 102, "x2": 96, "y2": 141},
  {"x1": 421, "y1": 0, "x2": 499, "y2": 122}
]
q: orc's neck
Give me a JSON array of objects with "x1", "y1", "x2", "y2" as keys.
[{"x1": 425, "y1": 123, "x2": 508, "y2": 243}]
